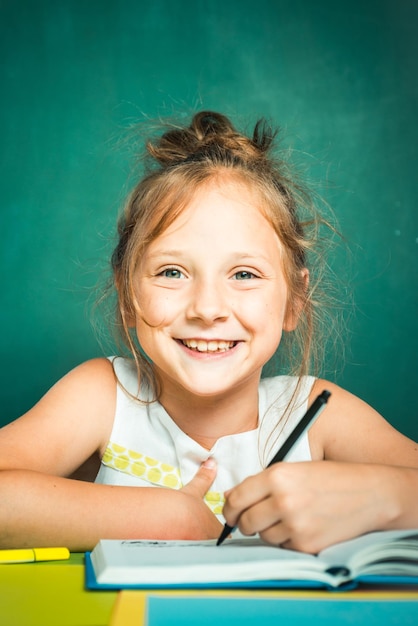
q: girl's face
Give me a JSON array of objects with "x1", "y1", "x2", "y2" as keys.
[{"x1": 133, "y1": 179, "x2": 293, "y2": 402}]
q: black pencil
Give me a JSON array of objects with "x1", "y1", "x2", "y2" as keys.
[{"x1": 216, "y1": 389, "x2": 331, "y2": 546}]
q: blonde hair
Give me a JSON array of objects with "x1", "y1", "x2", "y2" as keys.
[{"x1": 110, "y1": 111, "x2": 335, "y2": 398}]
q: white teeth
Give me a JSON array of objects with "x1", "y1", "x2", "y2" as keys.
[{"x1": 182, "y1": 339, "x2": 235, "y2": 352}]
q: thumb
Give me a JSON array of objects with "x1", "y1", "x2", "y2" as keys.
[{"x1": 181, "y1": 457, "x2": 217, "y2": 499}]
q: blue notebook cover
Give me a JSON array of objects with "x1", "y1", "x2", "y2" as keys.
[
  {"x1": 85, "y1": 551, "x2": 334, "y2": 590},
  {"x1": 84, "y1": 551, "x2": 418, "y2": 592}
]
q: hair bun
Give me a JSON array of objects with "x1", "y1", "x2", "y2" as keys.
[
  {"x1": 191, "y1": 111, "x2": 234, "y2": 141},
  {"x1": 146, "y1": 111, "x2": 274, "y2": 167}
]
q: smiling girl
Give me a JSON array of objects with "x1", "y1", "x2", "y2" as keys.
[{"x1": 0, "y1": 111, "x2": 417, "y2": 552}]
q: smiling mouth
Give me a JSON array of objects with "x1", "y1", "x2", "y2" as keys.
[{"x1": 180, "y1": 339, "x2": 237, "y2": 353}]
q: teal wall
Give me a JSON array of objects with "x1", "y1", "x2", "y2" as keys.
[{"x1": 1, "y1": 0, "x2": 417, "y2": 438}]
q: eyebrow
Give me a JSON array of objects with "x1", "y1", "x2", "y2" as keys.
[
  {"x1": 145, "y1": 250, "x2": 187, "y2": 259},
  {"x1": 145, "y1": 250, "x2": 279, "y2": 264}
]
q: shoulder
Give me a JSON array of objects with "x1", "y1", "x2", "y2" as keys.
[
  {"x1": 308, "y1": 379, "x2": 418, "y2": 465},
  {"x1": 308, "y1": 378, "x2": 380, "y2": 429},
  {"x1": 56, "y1": 356, "x2": 140, "y2": 400},
  {"x1": 35, "y1": 357, "x2": 118, "y2": 434},
  {"x1": 51, "y1": 357, "x2": 117, "y2": 397},
  {"x1": 307, "y1": 378, "x2": 370, "y2": 460},
  {"x1": 0, "y1": 357, "x2": 119, "y2": 475}
]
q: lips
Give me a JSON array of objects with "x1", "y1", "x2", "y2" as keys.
[{"x1": 180, "y1": 339, "x2": 236, "y2": 353}]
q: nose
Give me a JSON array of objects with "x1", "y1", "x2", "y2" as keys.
[{"x1": 186, "y1": 277, "x2": 230, "y2": 324}]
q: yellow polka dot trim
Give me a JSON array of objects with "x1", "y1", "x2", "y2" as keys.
[
  {"x1": 205, "y1": 490, "x2": 225, "y2": 515},
  {"x1": 102, "y1": 442, "x2": 182, "y2": 489},
  {"x1": 101, "y1": 442, "x2": 225, "y2": 514}
]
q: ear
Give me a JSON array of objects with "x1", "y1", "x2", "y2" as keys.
[{"x1": 283, "y1": 268, "x2": 309, "y2": 332}]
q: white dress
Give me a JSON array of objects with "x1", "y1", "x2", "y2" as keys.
[{"x1": 96, "y1": 357, "x2": 315, "y2": 521}]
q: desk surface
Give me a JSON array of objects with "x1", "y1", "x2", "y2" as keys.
[
  {"x1": 1, "y1": 554, "x2": 418, "y2": 626},
  {"x1": 0, "y1": 554, "x2": 116, "y2": 626}
]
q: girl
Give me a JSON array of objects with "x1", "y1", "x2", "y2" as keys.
[{"x1": 0, "y1": 111, "x2": 417, "y2": 553}]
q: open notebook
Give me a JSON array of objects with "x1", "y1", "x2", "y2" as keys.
[{"x1": 86, "y1": 529, "x2": 418, "y2": 591}]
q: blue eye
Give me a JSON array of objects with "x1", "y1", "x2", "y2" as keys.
[
  {"x1": 234, "y1": 271, "x2": 255, "y2": 280},
  {"x1": 160, "y1": 268, "x2": 183, "y2": 279}
]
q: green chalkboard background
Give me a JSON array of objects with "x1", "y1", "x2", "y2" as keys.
[{"x1": 1, "y1": 0, "x2": 417, "y2": 438}]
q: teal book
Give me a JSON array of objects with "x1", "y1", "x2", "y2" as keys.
[
  {"x1": 138, "y1": 595, "x2": 418, "y2": 626},
  {"x1": 86, "y1": 529, "x2": 418, "y2": 591}
]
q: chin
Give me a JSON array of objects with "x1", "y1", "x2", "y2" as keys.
[
  {"x1": 178, "y1": 374, "x2": 254, "y2": 400},
  {"x1": 183, "y1": 384, "x2": 233, "y2": 398}
]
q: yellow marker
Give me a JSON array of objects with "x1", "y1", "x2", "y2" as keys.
[{"x1": 0, "y1": 547, "x2": 70, "y2": 564}]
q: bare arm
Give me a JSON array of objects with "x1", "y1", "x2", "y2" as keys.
[
  {"x1": 0, "y1": 461, "x2": 221, "y2": 551},
  {"x1": 222, "y1": 380, "x2": 418, "y2": 552},
  {"x1": 0, "y1": 359, "x2": 221, "y2": 550}
]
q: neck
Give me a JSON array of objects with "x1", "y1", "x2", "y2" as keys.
[{"x1": 158, "y1": 380, "x2": 260, "y2": 450}]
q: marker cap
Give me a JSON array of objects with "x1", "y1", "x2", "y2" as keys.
[{"x1": 33, "y1": 547, "x2": 70, "y2": 561}]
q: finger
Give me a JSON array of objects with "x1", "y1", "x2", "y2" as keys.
[
  {"x1": 232, "y1": 496, "x2": 293, "y2": 548},
  {"x1": 222, "y1": 472, "x2": 274, "y2": 526},
  {"x1": 258, "y1": 522, "x2": 292, "y2": 548},
  {"x1": 237, "y1": 497, "x2": 282, "y2": 535},
  {"x1": 181, "y1": 457, "x2": 217, "y2": 499},
  {"x1": 259, "y1": 524, "x2": 322, "y2": 554}
]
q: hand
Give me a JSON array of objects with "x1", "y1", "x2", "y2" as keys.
[
  {"x1": 179, "y1": 458, "x2": 223, "y2": 539},
  {"x1": 222, "y1": 461, "x2": 396, "y2": 553}
]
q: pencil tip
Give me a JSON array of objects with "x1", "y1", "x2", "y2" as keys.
[{"x1": 217, "y1": 524, "x2": 232, "y2": 546}]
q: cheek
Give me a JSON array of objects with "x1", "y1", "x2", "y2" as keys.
[
  {"x1": 240, "y1": 297, "x2": 285, "y2": 351},
  {"x1": 252, "y1": 289, "x2": 288, "y2": 325},
  {"x1": 265, "y1": 304, "x2": 285, "y2": 340},
  {"x1": 137, "y1": 297, "x2": 169, "y2": 328},
  {"x1": 259, "y1": 294, "x2": 288, "y2": 342},
  {"x1": 136, "y1": 286, "x2": 181, "y2": 328}
]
